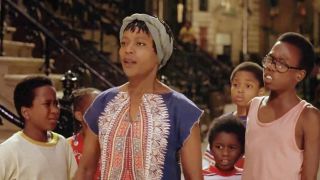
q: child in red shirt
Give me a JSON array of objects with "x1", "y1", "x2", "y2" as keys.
[
  {"x1": 68, "y1": 88, "x2": 100, "y2": 179},
  {"x1": 203, "y1": 116, "x2": 245, "y2": 180}
]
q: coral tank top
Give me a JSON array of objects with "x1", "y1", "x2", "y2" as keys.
[{"x1": 243, "y1": 96, "x2": 308, "y2": 180}]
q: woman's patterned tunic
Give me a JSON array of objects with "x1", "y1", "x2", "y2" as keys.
[{"x1": 85, "y1": 87, "x2": 202, "y2": 180}]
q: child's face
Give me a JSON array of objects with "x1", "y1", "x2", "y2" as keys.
[
  {"x1": 211, "y1": 132, "x2": 242, "y2": 171},
  {"x1": 119, "y1": 29, "x2": 159, "y2": 79},
  {"x1": 263, "y1": 41, "x2": 304, "y2": 91},
  {"x1": 24, "y1": 85, "x2": 60, "y2": 132},
  {"x1": 231, "y1": 70, "x2": 262, "y2": 107},
  {"x1": 76, "y1": 93, "x2": 98, "y2": 122}
]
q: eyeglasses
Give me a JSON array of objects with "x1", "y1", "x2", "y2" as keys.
[{"x1": 262, "y1": 55, "x2": 303, "y2": 73}]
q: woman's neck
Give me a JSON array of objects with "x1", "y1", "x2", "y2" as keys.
[{"x1": 127, "y1": 76, "x2": 158, "y2": 96}]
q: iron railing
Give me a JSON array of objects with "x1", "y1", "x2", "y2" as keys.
[{"x1": 0, "y1": 0, "x2": 115, "y2": 88}]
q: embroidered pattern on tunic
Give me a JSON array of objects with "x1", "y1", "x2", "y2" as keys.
[{"x1": 98, "y1": 92, "x2": 170, "y2": 180}]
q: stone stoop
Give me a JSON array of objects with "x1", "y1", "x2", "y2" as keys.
[
  {"x1": 3, "y1": 40, "x2": 35, "y2": 57},
  {"x1": 82, "y1": 29, "x2": 119, "y2": 63},
  {"x1": 0, "y1": 56, "x2": 44, "y2": 111},
  {"x1": 4, "y1": 26, "x2": 16, "y2": 40},
  {"x1": 1, "y1": 73, "x2": 63, "y2": 112},
  {"x1": 0, "y1": 56, "x2": 44, "y2": 74}
]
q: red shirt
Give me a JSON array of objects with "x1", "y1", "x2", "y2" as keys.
[
  {"x1": 203, "y1": 165, "x2": 242, "y2": 179},
  {"x1": 69, "y1": 133, "x2": 101, "y2": 179}
]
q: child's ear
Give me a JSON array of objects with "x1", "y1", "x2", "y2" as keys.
[
  {"x1": 21, "y1": 107, "x2": 30, "y2": 120},
  {"x1": 296, "y1": 70, "x2": 306, "y2": 82},
  {"x1": 74, "y1": 111, "x2": 84, "y2": 122}
]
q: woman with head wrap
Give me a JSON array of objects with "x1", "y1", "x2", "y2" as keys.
[{"x1": 74, "y1": 13, "x2": 203, "y2": 180}]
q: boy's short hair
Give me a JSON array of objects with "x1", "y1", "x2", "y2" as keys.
[
  {"x1": 71, "y1": 87, "x2": 100, "y2": 112},
  {"x1": 277, "y1": 32, "x2": 315, "y2": 76},
  {"x1": 14, "y1": 75, "x2": 53, "y2": 121},
  {"x1": 230, "y1": 61, "x2": 263, "y2": 87},
  {"x1": 208, "y1": 116, "x2": 246, "y2": 154}
]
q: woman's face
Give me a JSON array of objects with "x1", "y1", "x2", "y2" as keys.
[{"x1": 119, "y1": 28, "x2": 159, "y2": 79}]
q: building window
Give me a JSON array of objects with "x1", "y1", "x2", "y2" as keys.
[{"x1": 199, "y1": 0, "x2": 208, "y2": 11}]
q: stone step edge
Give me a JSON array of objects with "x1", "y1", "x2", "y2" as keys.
[
  {"x1": 0, "y1": 56, "x2": 54, "y2": 65},
  {"x1": 0, "y1": 56, "x2": 47, "y2": 63},
  {"x1": 3, "y1": 40, "x2": 35, "y2": 48},
  {"x1": 4, "y1": 26, "x2": 16, "y2": 33},
  {"x1": 4, "y1": 73, "x2": 64, "y2": 89}
]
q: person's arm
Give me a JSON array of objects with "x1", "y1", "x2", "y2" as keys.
[
  {"x1": 181, "y1": 123, "x2": 203, "y2": 180},
  {"x1": 301, "y1": 106, "x2": 320, "y2": 180},
  {"x1": 73, "y1": 128, "x2": 100, "y2": 180}
]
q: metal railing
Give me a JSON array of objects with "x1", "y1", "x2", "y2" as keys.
[
  {"x1": 0, "y1": 0, "x2": 114, "y2": 88},
  {"x1": 0, "y1": 104, "x2": 23, "y2": 128}
]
